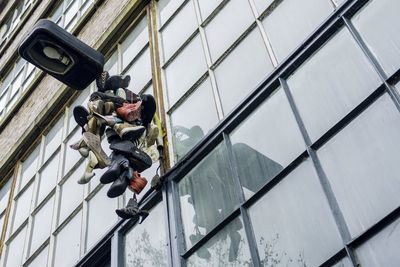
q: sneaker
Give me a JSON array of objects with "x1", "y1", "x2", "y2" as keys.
[
  {"x1": 128, "y1": 171, "x2": 147, "y2": 194},
  {"x1": 100, "y1": 153, "x2": 129, "y2": 184},
  {"x1": 110, "y1": 140, "x2": 152, "y2": 172},
  {"x1": 82, "y1": 132, "x2": 111, "y2": 168},
  {"x1": 115, "y1": 198, "x2": 149, "y2": 220},
  {"x1": 77, "y1": 151, "x2": 98, "y2": 184},
  {"x1": 113, "y1": 123, "x2": 145, "y2": 141},
  {"x1": 146, "y1": 124, "x2": 159, "y2": 147},
  {"x1": 107, "y1": 167, "x2": 132, "y2": 198}
]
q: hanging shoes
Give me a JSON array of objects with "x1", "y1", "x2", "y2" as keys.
[
  {"x1": 109, "y1": 140, "x2": 151, "y2": 172},
  {"x1": 107, "y1": 167, "x2": 133, "y2": 198},
  {"x1": 100, "y1": 153, "x2": 129, "y2": 184},
  {"x1": 73, "y1": 105, "x2": 89, "y2": 133},
  {"x1": 115, "y1": 197, "x2": 149, "y2": 221},
  {"x1": 82, "y1": 132, "x2": 111, "y2": 168},
  {"x1": 113, "y1": 122, "x2": 145, "y2": 141},
  {"x1": 77, "y1": 151, "x2": 98, "y2": 184},
  {"x1": 128, "y1": 171, "x2": 147, "y2": 194}
]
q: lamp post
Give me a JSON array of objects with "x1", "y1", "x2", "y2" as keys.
[{"x1": 18, "y1": 19, "x2": 104, "y2": 90}]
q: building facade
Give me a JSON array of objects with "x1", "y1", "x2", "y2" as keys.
[{"x1": 0, "y1": 0, "x2": 399, "y2": 266}]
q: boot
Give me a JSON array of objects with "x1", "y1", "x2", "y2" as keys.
[
  {"x1": 107, "y1": 167, "x2": 133, "y2": 198},
  {"x1": 82, "y1": 132, "x2": 111, "y2": 168},
  {"x1": 78, "y1": 151, "x2": 98, "y2": 184},
  {"x1": 115, "y1": 197, "x2": 149, "y2": 220},
  {"x1": 100, "y1": 153, "x2": 129, "y2": 184},
  {"x1": 140, "y1": 94, "x2": 156, "y2": 127},
  {"x1": 110, "y1": 140, "x2": 151, "y2": 172}
]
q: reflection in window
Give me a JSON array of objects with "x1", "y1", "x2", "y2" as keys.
[
  {"x1": 352, "y1": 0, "x2": 400, "y2": 77},
  {"x1": 171, "y1": 78, "x2": 219, "y2": 161},
  {"x1": 214, "y1": 27, "x2": 273, "y2": 114},
  {"x1": 179, "y1": 143, "x2": 238, "y2": 250},
  {"x1": 262, "y1": 0, "x2": 333, "y2": 62},
  {"x1": 230, "y1": 88, "x2": 305, "y2": 199},
  {"x1": 318, "y1": 94, "x2": 400, "y2": 237},
  {"x1": 187, "y1": 217, "x2": 252, "y2": 266},
  {"x1": 249, "y1": 160, "x2": 342, "y2": 267},
  {"x1": 356, "y1": 216, "x2": 400, "y2": 266},
  {"x1": 287, "y1": 28, "x2": 381, "y2": 142},
  {"x1": 331, "y1": 257, "x2": 353, "y2": 267},
  {"x1": 124, "y1": 203, "x2": 168, "y2": 266}
]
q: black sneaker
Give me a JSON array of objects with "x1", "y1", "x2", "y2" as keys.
[
  {"x1": 73, "y1": 105, "x2": 89, "y2": 133},
  {"x1": 115, "y1": 198, "x2": 149, "y2": 221},
  {"x1": 110, "y1": 140, "x2": 152, "y2": 172}
]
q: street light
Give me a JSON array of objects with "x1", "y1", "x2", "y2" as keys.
[{"x1": 18, "y1": 19, "x2": 104, "y2": 90}]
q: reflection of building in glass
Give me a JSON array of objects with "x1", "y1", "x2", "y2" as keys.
[{"x1": 0, "y1": 0, "x2": 399, "y2": 266}]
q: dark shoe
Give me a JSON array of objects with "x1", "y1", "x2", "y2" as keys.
[
  {"x1": 100, "y1": 153, "x2": 129, "y2": 184},
  {"x1": 107, "y1": 167, "x2": 133, "y2": 198},
  {"x1": 96, "y1": 71, "x2": 110, "y2": 92},
  {"x1": 140, "y1": 94, "x2": 156, "y2": 127},
  {"x1": 110, "y1": 140, "x2": 152, "y2": 172},
  {"x1": 82, "y1": 132, "x2": 111, "y2": 168},
  {"x1": 73, "y1": 105, "x2": 89, "y2": 133},
  {"x1": 96, "y1": 71, "x2": 131, "y2": 92},
  {"x1": 115, "y1": 198, "x2": 149, "y2": 221}
]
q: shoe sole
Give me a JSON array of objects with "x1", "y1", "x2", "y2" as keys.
[
  {"x1": 83, "y1": 132, "x2": 111, "y2": 168},
  {"x1": 110, "y1": 141, "x2": 151, "y2": 172},
  {"x1": 121, "y1": 127, "x2": 145, "y2": 141},
  {"x1": 73, "y1": 106, "x2": 89, "y2": 128}
]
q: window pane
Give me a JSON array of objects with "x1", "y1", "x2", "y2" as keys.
[
  {"x1": 59, "y1": 162, "x2": 85, "y2": 225},
  {"x1": 214, "y1": 28, "x2": 273, "y2": 114},
  {"x1": 0, "y1": 90, "x2": 8, "y2": 112},
  {"x1": 254, "y1": 0, "x2": 274, "y2": 15},
  {"x1": 53, "y1": 211, "x2": 82, "y2": 267},
  {"x1": 205, "y1": 0, "x2": 254, "y2": 62},
  {"x1": 20, "y1": 144, "x2": 40, "y2": 191},
  {"x1": 29, "y1": 196, "x2": 54, "y2": 257},
  {"x1": 179, "y1": 143, "x2": 238, "y2": 250},
  {"x1": 331, "y1": 257, "x2": 353, "y2": 267},
  {"x1": 11, "y1": 70, "x2": 24, "y2": 97},
  {"x1": 165, "y1": 34, "x2": 207, "y2": 105},
  {"x1": 124, "y1": 203, "x2": 168, "y2": 266},
  {"x1": 124, "y1": 47, "x2": 152, "y2": 92},
  {"x1": 37, "y1": 152, "x2": 59, "y2": 206},
  {"x1": 287, "y1": 28, "x2": 381, "y2": 142},
  {"x1": 161, "y1": 0, "x2": 197, "y2": 62},
  {"x1": 171, "y1": 78, "x2": 219, "y2": 161},
  {"x1": 262, "y1": 0, "x2": 333, "y2": 62},
  {"x1": 158, "y1": 0, "x2": 185, "y2": 27},
  {"x1": 86, "y1": 185, "x2": 118, "y2": 250},
  {"x1": 352, "y1": 0, "x2": 400, "y2": 77},
  {"x1": 121, "y1": 15, "x2": 149, "y2": 70},
  {"x1": 318, "y1": 94, "x2": 400, "y2": 237},
  {"x1": 230, "y1": 88, "x2": 305, "y2": 199},
  {"x1": 249, "y1": 159, "x2": 343, "y2": 267},
  {"x1": 187, "y1": 217, "x2": 252, "y2": 266},
  {"x1": 198, "y1": 0, "x2": 222, "y2": 22},
  {"x1": 4, "y1": 225, "x2": 27, "y2": 267},
  {"x1": 43, "y1": 116, "x2": 63, "y2": 164},
  {"x1": 27, "y1": 246, "x2": 49, "y2": 267},
  {"x1": 65, "y1": 0, "x2": 79, "y2": 27},
  {"x1": 64, "y1": 128, "x2": 83, "y2": 176},
  {"x1": 356, "y1": 216, "x2": 400, "y2": 267},
  {"x1": 12, "y1": 183, "x2": 34, "y2": 233},
  {"x1": 104, "y1": 49, "x2": 118, "y2": 75},
  {"x1": 0, "y1": 176, "x2": 13, "y2": 213}
]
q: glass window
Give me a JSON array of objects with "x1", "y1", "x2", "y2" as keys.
[
  {"x1": 198, "y1": 0, "x2": 223, "y2": 22},
  {"x1": 254, "y1": 0, "x2": 274, "y2": 15},
  {"x1": 179, "y1": 143, "x2": 238, "y2": 250},
  {"x1": 165, "y1": 34, "x2": 207, "y2": 106},
  {"x1": 262, "y1": 0, "x2": 333, "y2": 62},
  {"x1": 29, "y1": 196, "x2": 54, "y2": 257},
  {"x1": 86, "y1": 185, "x2": 118, "y2": 250},
  {"x1": 331, "y1": 257, "x2": 353, "y2": 267},
  {"x1": 124, "y1": 203, "x2": 168, "y2": 266},
  {"x1": 158, "y1": 0, "x2": 185, "y2": 27},
  {"x1": 318, "y1": 94, "x2": 400, "y2": 237},
  {"x1": 37, "y1": 152, "x2": 59, "y2": 206},
  {"x1": 53, "y1": 210, "x2": 82, "y2": 267},
  {"x1": 230, "y1": 88, "x2": 305, "y2": 199},
  {"x1": 64, "y1": 128, "x2": 83, "y2": 176},
  {"x1": 160, "y1": 0, "x2": 197, "y2": 62},
  {"x1": 287, "y1": 28, "x2": 381, "y2": 142},
  {"x1": 356, "y1": 216, "x2": 400, "y2": 267},
  {"x1": 214, "y1": 27, "x2": 273, "y2": 114},
  {"x1": 121, "y1": 15, "x2": 149, "y2": 70},
  {"x1": 64, "y1": 0, "x2": 79, "y2": 28},
  {"x1": 43, "y1": 116, "x2": 63, "y2": 164},
  {"x1": 20, "y1": 144, "x2": 40, "y2": 192},
  {"x1": 352, "y1": 0, "x2": 400, "y2": 77},
  {"x1": 59, "y1": 162, "x2": 85, "y2": 225},
  {"x1": 124, "y1": 47, "x2": 152, "y2": 92},
  {"x1": 12, "y1": 182, "x2": 34, "y2": 233},
  {"x1": 27, "y1": 246, "x2": 49, "y2": 267},
  {"x1": 171, "y1": 78, "x2": 219, "y2": 161},
  {"x1": 0, "y1": 176, "x2": 13, "y2": 213},
  {"x1": 205, "y1": 0, "x2": 254, "y2": 63},
  {"x1": 249, "y1": 159, "x2": 343, "y2": 267},
  {"x1": 187, "y1": 217, "x2": 252, "y2": 266},
  {"x1": 104, "y1": 50, "x2": 118, "y2": 75},
  {"x1": 4, "y1": 225, "x2": 27, "y2": 267}
]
